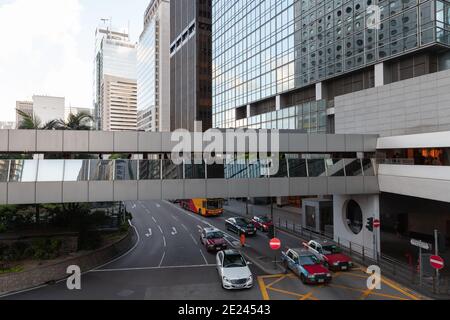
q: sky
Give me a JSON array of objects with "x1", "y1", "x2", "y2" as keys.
[{"x1": 0, "y1": 0, "x2": 149, "y2": 122}]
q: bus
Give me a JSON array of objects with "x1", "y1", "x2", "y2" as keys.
[{"x1": 180, "y1": 199, "x2": 224, "y2": 217}]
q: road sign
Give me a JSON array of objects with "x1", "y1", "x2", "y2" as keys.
[
  {"x1": 373, "y1": 219, "x2": 381, "y2": 228},
  {"x1": 410, "y1": 239, "x2": 431, "y2": 250},
  {"x1": 430, "y1": 255, "x2": 445, "y2": 270},
  {"x1": 270, "y1": 238, "x2": 281, "y2": 250}
]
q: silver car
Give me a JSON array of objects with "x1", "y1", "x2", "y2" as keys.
[{"x1": 216, "y1": 250, "x2": 253, "y2": 290}]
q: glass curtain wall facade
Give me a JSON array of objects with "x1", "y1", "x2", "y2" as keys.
[
  {"x1": 212, "y1": 0, "x2": 450, "y2": 129},
  {"x1": 93, "y1": 28, "x2": 137, "y2": 131},
  {"x1": 138, "y1": 20, "x2": 158, "y2": 132}
]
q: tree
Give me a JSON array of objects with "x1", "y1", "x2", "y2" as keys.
[
  {"x1": 16, "y1": 110, "x2": 58, "y2": 130},
  {"x1": 54, "y1": 112, "x2": 93, "y2": 131}
]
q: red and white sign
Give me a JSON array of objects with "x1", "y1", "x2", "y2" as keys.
[
  {"x1": 373, "y1": 219, "x2": 381, "y2": 228},
  {"x1": 270, "y1": 238, "x2": 281, "y2": 250},
  {"x1": 430, "y1": 255, "x2": 445, "y2": 270}
]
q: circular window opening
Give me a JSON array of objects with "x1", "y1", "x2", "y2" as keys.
[{"x1": 346, "y1": 200, "x2": 363, "y2": 235}]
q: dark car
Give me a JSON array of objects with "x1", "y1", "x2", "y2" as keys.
[
  {"x1": 200, "y1": 228, "x2": 228, "y2": 252},
  {"x1": 252, "y1": 216, "x2": 273, "y2": 232},
  {"x1": 225, "y1": 217, "x2": 257, "y2": 236}
]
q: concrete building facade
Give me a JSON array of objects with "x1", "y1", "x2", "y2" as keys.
[{"x1": 170, "y1": 0, "x2": 212, "y2": 132}]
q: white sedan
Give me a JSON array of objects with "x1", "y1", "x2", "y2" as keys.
[{"x1": 216, "y1": 249, "x2": 253, "y2": 290}]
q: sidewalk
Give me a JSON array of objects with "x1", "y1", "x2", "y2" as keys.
[{"x1": 224, "y1": 199, "x2": 302, "y2": 226}]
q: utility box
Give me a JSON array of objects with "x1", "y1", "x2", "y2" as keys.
[{"x1": 303, "y1": 198, "x2": 333, "y2": 236}]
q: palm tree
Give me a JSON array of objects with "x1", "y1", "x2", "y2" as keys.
[
  {"x1": 17, "y1": 110, "x2": 58, "y2": 130},
  {"x1": 55, "y1": 112, "x2": 93, "y2": 131}
]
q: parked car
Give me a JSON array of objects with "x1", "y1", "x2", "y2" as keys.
[
  {"x1": 216, "y1": 249, "x2": 253, "y2": 290},
  {"x1": 252, "y1": 216, "x2": 273, "y2": 232},
  {"x1": 281, "y1": 248, "x2": 332, "y2": 285},
  {"x1": 305, "y1": 240, "x2": 353, "y2": 271},
  {"x1": 225, "y1": 217, "x2": 257, "y2": 236},
  {"x1": 200, "y1": 227, "x2": 228, "y2": 252}
]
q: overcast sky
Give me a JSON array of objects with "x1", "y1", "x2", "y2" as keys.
[{"x1": 0, "y1": 0, "x2": 148, "y2": 122}]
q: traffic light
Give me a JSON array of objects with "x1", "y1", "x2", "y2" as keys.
[{"x1": 366, "y1": 218, "x2": 374, "y2": 232}]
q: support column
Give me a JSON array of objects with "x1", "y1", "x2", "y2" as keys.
[
  {"x1": 333, "y1": 194, "x2": 380, "y2": 258},
  {"x1": 375, "y1": 62, "x2": 388, "y2": 87},
  {"x1": 275, "y1": 95, "x2": 281, "y2": 111}
]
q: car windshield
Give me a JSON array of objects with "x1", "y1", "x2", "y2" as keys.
[
  {"x1": 257, "y1": 216, "x2": 271, "y2": 223},
  {"x1": 223, "y1": 254, "x2": 247, "y2": 268},
  {"x1": 322, "y1": 245, "x2": 342, "y2": 254},
  {"x1": 206, "y1": 232, "x2": 223, "y2": 239},
  {"x1": 235, "y1": 218, "x2": 251, "y2": 226},
  {"x1": 299, "y1": 255, "x2": 320, "y2": 266}
]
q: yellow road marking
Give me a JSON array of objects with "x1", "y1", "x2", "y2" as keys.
[
  {"x1": 329, "y1": 283, "x2": 409, "y2": 300},
  {"x1": 380, "y1": 276, "x2": 421, "y2": 300},
  {"x1": 257, "y1": 276, "x2": 270, "y2": 301},
  {"x1": 299, "y1": 292, "x2": 314, "y2": 300},
  {"x1": 266, "y1": 275, "x2": 288, "y2": 288},
  {"x1": 266, "y1": 287, "x2": 307, "y2": 298}
]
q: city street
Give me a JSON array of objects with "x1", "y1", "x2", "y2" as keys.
[{"x1": 1, "y1": 201, "x2": 424, "y2": 300}]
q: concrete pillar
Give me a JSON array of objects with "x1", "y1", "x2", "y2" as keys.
[
  {"x1": 333, "y1": 194, "x2": 381, "y2": 258},
  {"x1": 375, "y1": 62, "x2": 387, "y2": 87},
  {"x1": 315, "y1": 82, "x2": 324, "y2": 101},
  {"x1": 275, "y1": 95, "x2": 281, "y2": 111}
]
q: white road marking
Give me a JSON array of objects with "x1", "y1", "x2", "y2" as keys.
[
  {"x1": 158, "y1": 225, "x2": 163, "y2": 234},
  {"x1": 199, "y1": 249, "x2": 208, "y2": 265},
  {"x1": 158, "y1": 252, "x2": 166, "y2": 267},
  {"x1": 171, "y1": 227, "x2": 178, "y2": 236},
  {"x1": 152, "y1": 217, "x2": 157, "y2": 224},
  {"x1": 165, "y1": 201, "x2": 242, "y2": 244},
  {"x1": 181, "y1": 224, "x2": 188, "y2": 231},
  {"x1": 156, "y1": 203, "x2": 161, "y2": 208},
  {"x1": 163, "y1": 236, "x2": 167, "y2": 248},
  {"x1": 145, "y1": 228, "x2": 152, "y2": 237},
  {"x1": 190, "y1": 234, "x2": 199, "y2": 245},
  {"x1": 172, "y1": 215, "x2": 179, "y2": 222},
  {"x1": 146, "y1": 209, "x2": 151, "y2": 214}
]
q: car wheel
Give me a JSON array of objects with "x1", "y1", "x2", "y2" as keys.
[
  {"x1": 324, "y1": 262, "x2": 330, "y2": 269},
  {"x1": 283, "y1": 261, "x2": 289, "y2": 273},
  {"x1": 300, "y1": 274, "x2": 307, "y2": 284},
  {"x1": 198, "y1": 209, "x2": 202, "y2": 216}
]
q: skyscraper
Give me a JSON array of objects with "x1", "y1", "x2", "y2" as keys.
[
  {"x1": 137, "y1": 0, "x2": 171, "y2": 132},
  {"x1": 212, "y1": 0, "x2": 450, "y2": 134},
  {"x1": 211, "y1": 0, "x2": 450, "y2": 262},
  {"x1": 170, "y1": 0, "x2": 212, "y2": 132},
  {"x1": 93, "y1": 27, "x2": 138, "y2": 131}
]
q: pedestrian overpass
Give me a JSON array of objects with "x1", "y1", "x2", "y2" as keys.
[{"x1": 0, "y1": 129, "x2": 379, "y2": 205}]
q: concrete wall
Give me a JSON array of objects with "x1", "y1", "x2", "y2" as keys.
[
  {"x1": 378, "y1": 164, "x2": 450, "y2": 203},
  {"x1": 0, "y1": 130, "x2": 378, "y2": 154},
  {"x1": 333, "y1": 194, "x2": 381, "y2": 258},
  {"x1": 335, "y1": 69, "x2": 450, "y2": 137},
  {"x1": 0, "y1": 230, "x2": 134, "y2": 295}
]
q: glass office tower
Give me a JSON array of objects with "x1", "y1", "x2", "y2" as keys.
[{"x1": 212, "y1": 0, "x2": 450, "y2": 132}]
